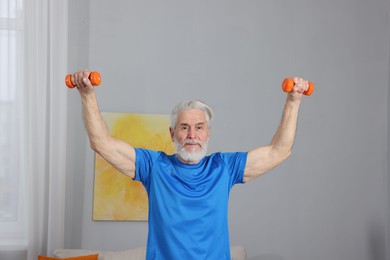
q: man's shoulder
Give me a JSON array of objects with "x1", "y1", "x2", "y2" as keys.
[
  {"x1": 208, "y1": 151, "x2": 247, "y2": 159},
  {"x1": 135, "y1": 148, "x2": 173, "y2": 161}
]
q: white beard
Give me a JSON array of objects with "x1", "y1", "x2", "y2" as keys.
[{"x1": 174, "y1": 138, "x2": 208, "y2": 163}]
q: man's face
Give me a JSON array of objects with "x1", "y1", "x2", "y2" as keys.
[{"x1": 170, "y1": 109, "x2": 210, "y2": 164}]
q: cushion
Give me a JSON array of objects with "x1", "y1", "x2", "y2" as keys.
[
  {"x1": 53, "y1": 247, "x2": 146, "y2": 260},
  {"x1": 53, "y1": 249, "x2": 102, "y2": 259},
  {"x1": 54, "y1": 246, "x2": 247, "y2": 260},
  {"x1": 38, "y1": 254, "x2": 98, "y2": 260}
]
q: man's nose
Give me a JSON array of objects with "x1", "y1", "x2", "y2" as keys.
[{"x1": 187, "y1": 128, "x2": 196, "y2": 138}]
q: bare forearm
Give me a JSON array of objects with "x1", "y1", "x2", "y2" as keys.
[
  {"x1": 81, "y1": 92, "x2": 110, "y2": 151},
  {"x1": 270, "y1": 97, "x2": 301, "y2": 156}
]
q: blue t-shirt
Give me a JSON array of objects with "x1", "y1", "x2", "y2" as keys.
[{"x1": 134, "y1": 148, "x2": 247, "y2": 260}]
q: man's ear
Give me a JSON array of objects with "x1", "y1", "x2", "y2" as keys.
[{"x1": 169, "y1": 127, "x2": 174, "y2": 141}]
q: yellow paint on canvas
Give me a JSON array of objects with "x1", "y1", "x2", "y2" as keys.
[{"x1": 93, "y1": 113, "x2": 175, "y2": 221}]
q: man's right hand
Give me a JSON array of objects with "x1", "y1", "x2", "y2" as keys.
[{"x1": 70, "y1": 69, "x2": 95, "y2": 96}]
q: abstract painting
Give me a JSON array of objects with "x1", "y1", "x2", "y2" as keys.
[{"x1": 93, "y1": 113, "x2": 175, "y2": 221}]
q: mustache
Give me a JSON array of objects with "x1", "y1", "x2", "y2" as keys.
[{"x1": 183, "y1": 139, "x2": 201, "y2": 146}]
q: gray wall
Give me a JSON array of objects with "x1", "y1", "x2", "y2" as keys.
[{"x1": 66, "y1": 0, "x2": 390, "y2": 259}]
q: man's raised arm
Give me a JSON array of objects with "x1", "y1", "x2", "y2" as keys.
[
  {"x1": 70, "y1": 70, "x2": 136, "y2": 178},
  {"x1": 244, "y1": 77, "x2": 309, "y2": 182}
]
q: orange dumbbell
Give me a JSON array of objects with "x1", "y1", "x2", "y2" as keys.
[
  {"x1": 282, "y1": 78, "x2": 314, "y2": 96},
  {"x1": 65, "y1": 71, "x2": 101, "y2": 89}
]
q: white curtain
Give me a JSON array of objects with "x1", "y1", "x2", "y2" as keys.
[
  {"x1": 25, "y1": 0, "x2": 68, "y2": 258},
  {"x1": 0, "y1": 0, "x2": 68, "y2": 259}
]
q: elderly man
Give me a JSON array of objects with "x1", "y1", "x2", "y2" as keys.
[{"x1": 70, "y1": 70, "x2": 309, "y2": 260}]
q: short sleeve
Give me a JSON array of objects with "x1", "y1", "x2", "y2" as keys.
[
  {"x1": 134, "y1": 148, "x2": 161, "y2": 189},
  {"x1": 219, "y1": 152, "x2": 248, "y2": 186}
]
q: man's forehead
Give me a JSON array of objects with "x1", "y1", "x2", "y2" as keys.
[{"x1": 177, "y1": 109, "x2": 207, "y2": 124}]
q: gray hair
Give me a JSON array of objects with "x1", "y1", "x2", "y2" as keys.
[{"x1": 170, "y1": 99, "x2": 214, "y2": 129}]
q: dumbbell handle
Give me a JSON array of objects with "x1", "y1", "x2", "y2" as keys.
[
  {"x1": 282, "y1": 78, "x2": 314, "y2": 96},
  {"x1": 65, "y1": 71, "x2": 101, "y2": 88}
]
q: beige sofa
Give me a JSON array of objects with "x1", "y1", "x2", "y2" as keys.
[{"x1": 54, "y1": 246, "x2": 247, "y2": 260}]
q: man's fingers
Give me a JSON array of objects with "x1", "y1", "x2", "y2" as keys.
[
  {"x1": 292, "y1": 77, "x2": 309, "y2": 93},
  {"x1": 70, "y1": 71, "x2": 91, "y2": 89}
]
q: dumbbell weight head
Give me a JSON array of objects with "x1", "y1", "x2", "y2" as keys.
[
  {"x1": 65, "y1": 71, "x2": 101, "y2": 88},
  {"x1": 282, "y1": 78, "x2": 314, "y2": 96}
]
